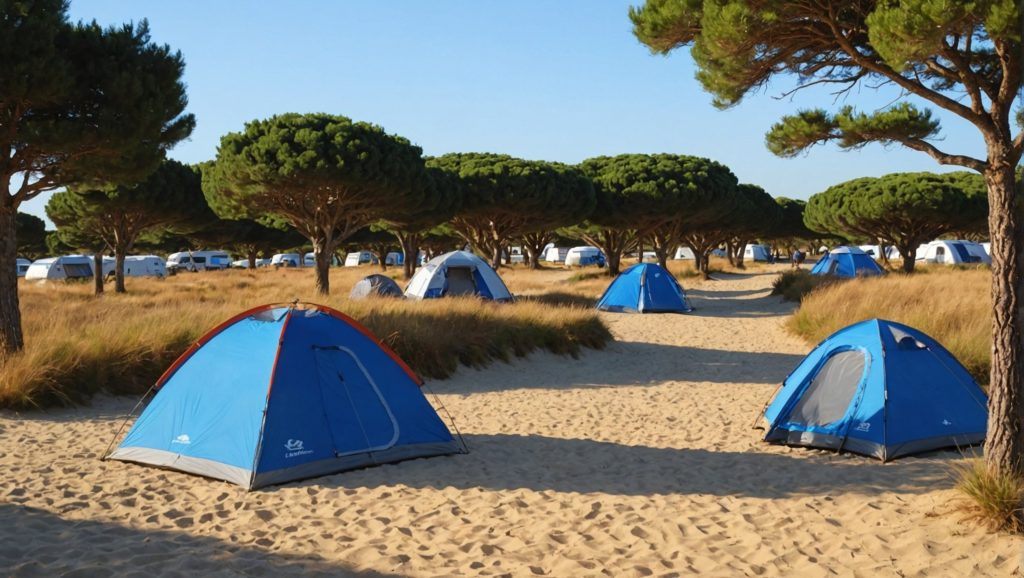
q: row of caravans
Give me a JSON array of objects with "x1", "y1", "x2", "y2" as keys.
[
  {"x1": 856, "y1": 240, "x2": 991, "y2": 265},
  {"x1": 23, "y1": 255, "x2": 166, "y2": 282},
  {"x1": 543, "y1": 246, "x2": 607, "y2": 267}
]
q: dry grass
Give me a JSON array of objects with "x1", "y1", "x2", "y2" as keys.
[
  {"x1": 789, "y1": 267, "x2": 990, "y2": 383},
  {"x1": 1, "y1": 266, "x2": 612, "y2": 408},
  {"x1": 955, "y1": 458, "x2": 1024, "y2": 533}
]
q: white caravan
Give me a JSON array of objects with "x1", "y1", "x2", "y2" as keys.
[
  {"x1": 673, "y1": 246, "x2": 696, "y2": 260},
  {"x1": 122, "y1": 256, "x2": 166, "y2": 278},
  {"x1": 565, "y1": 246, "x2": 606, "y2": 267},
  {"x1": 915, "y1": 240, "x2": 991, "y2": 265},
  {"x1": 544, "y1": 246, "x2": 569, "y2": 263},
  {"x1": 344, "y1": 251, "x2": 378, "y2": 267},
  {"x1": 167, "y1": 251, "x2": 232, "y2": 272},
  {"x1": 271, "y1": 253, "x2": 301, "y2": 267},
  {"x1": 15, "y1": 258, "x2": 30, "y2": 277},
  {"x1": 25, "y1": 255, "x2": 113, "y2": 282}
]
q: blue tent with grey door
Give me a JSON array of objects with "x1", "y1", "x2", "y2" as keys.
[
  {"x1": 810, "y1": 246, "x2": 885, "y2": 278},
  {"x1": 596, "y1": 263, "x2": 693, "y2": 313},
  {"x1": 107, "y1": 303, "x2": 463, "y2": 489},
  {"x1": 762, "y1": 319, "x2": 986, "y2": 461}
]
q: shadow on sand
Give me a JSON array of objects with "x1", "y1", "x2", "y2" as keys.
[
  {"x1": 0, "y1": 503, "x2": 400, "y2": 578},
  {"x1": 298, "y1": 433, "x2": 963, "y2": 499},
  {"x1": 434, "y1": 341, "x2": 803, "y2": 393}
]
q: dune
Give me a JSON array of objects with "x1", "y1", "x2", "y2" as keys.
[{"x1": 1, "y1": 266, "x2": 1019, "y2": 577}]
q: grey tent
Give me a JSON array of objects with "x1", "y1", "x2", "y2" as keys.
[{"x1": 350, "y1": 274, "x2": 404, "y2": 299}]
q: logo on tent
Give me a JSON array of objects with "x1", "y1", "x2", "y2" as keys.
[
  {"x1": 284, "y1": 439, "x2": 313, "y2": 459},
  {"x1": 854, "y1": 422, "x2": 871, "y2": 432},
  {"x1": 172, "y1": 434, "x2": 191, "y2": 445},
  {"x1": 942, "y1": 419, "x2": 952, "y2": 426}
]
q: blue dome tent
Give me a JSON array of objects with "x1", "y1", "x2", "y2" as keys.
[
  {"x1": 596, "y1": 263, "x2": 693, "y2": 313},
  {"x1": 108, "y1": 303, "x2": 464, "y2": 489},
  {"x1": 810, "y1": 246, "x2": 885, "y2": 278},
  {"x1": 763, "y1": 319, "x2": 986, "y2": 461}
]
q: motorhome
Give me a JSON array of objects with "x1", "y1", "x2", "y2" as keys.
[{"x1": 15, "y1": 258, "x2": 30, "y2": 277}]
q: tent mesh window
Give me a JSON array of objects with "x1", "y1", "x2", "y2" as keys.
[
  {"x1": 786, "y1": 350, "x2": 867, "y2": 427},
  {"x1": 445, "y1": 267, "x2": 476, "y2": 296}
]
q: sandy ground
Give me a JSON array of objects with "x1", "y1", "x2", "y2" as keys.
[{"x1": 1, "y1": 267, "x2": 1019, "y2": 577}]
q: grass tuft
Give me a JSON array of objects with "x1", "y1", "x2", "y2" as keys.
[
  {"x1": 771, "y1": 269, "x2": 836, "y2": 302},
  {"x1": 954, "y1": 458, "x2": 1024, "y2": 533}
]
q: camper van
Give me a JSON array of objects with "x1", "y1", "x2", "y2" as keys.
[
  {"x1": 25, "y1": 255, "x2": 113, "y2": 282},
  {"x1": 15, "y1": 258, "x2": 30, "y2": 277},
  {"x1": 271, "y1": 253, "x2": 301, "y2": 268},
  {"x1": 167, "y1": 251, "x2": 232, "y2": 273},
  {"x1": 344, "y1": 251, "x2": 379, "y2": 267},
  {"x1": 916, "y1": 240, "x2": 990, "y2": 265},
  {"x1": 301, "y1": 253, "x2": 342, "y2": 267},
  {"x1": 122, "y1": 256, "x2": 166, "y2": 278},
  {"x1": 565, "y1": 246, "x2": 606, "y2": 267}
]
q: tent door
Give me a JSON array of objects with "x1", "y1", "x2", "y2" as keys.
[
  {"x1": 782, "y1": 349, "x2": 868, "y2": 430},
  {"x1": 313, "y1": 346, "x2": 399, "y2": 457},
  {"x1": 445, "y1": 267, "x2": 477, "y2": 296}
]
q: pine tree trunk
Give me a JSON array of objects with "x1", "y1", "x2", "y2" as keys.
[
  {"x1": 0, "y1": 206, "x2": 24, "y2": 356},
  {"x1": 114, "y1": 246, "x2": 126, "y2": 293},
  {"x1": 606, "y1": 250, "x2": 621, "y2": 276},
  {"x1": 725, "y1": 240, "x2": 737, "y2": 267},
  {"x1": 984, "y1": 162, "x2": 1024, "y2": 477},
  {"x1": 490, "y1": 244, "x2": 502, "y2": 270},
  {"x1": 93, "y1": 253, "x2": 104, "y2": 295},
  {"x1": 314, "y1": 238, "x2": 331, "y2": 296},
  {"x1": 396, "y1": 232, "x2": 420, "y2": 280},
  {"x1": 900, "y1": 246, "x2": 916, "y2": 273},
  {"x1": 247, "y1": 250, "x2": 257, "y2": 269}
]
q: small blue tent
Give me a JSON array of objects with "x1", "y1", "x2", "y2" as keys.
[
  {"x1": 109, "y1": 303, "x2": 462, "y2": 489},
  {"x1": 763, "y1": 319, "x2": 987, "y2": 460},
  {"x1": 810, "y1": 246, "x2": 885, "y2": 278},
  {"x1": 596, "y1": 263, "x2": 693, "y2": 313}
]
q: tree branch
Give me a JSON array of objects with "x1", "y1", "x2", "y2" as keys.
[{"x1": 893, "y1": 137, "x2": 987, "y2": 172}]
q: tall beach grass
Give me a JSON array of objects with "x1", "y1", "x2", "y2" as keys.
[
  {"x1": 1, "y1": 266, "x2": 611, "y2": 408},
  {"x1": 789, "y1": 267, "x2": 991, "y2": 383}
]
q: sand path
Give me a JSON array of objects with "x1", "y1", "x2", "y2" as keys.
[{"x1": 1, "y1": 267, "x2": 1019, "y2": 577}]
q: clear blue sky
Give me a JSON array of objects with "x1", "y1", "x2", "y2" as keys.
[{"x1": 22, "y1": 0, "x2": 988, "y2": 225}]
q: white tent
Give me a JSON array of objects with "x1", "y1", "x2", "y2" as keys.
[
  {"x1": 405, "y1": 250, "x2": 513, "y2": 301},
  {"x1": 565, "y1": 246, "x2": 605, "y2": 267},
  {"x1": 544, "y1": 246, "x2": 569, "y2": 263},
  {"x1": 916, "y1": 240, "x2": 991, "y2": 265},
  {"x1": 673, "y1": 246, "x2": 695, "y2": 260},
  {"x1": 123, "y1": 256, "x2": 166, "y2": 278},
  {"x1": 982, "y1": 242, "x2": 991, "y2": 255},
  {"x1": 25, "y1": 255, "x2": 112, "y2": 282},
  {"x1": 744, "y1": 244, "x2": 771, "y2": 262},
  {"x1": 15, "y1": 258, "x2": 30, "y2": 277}
]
